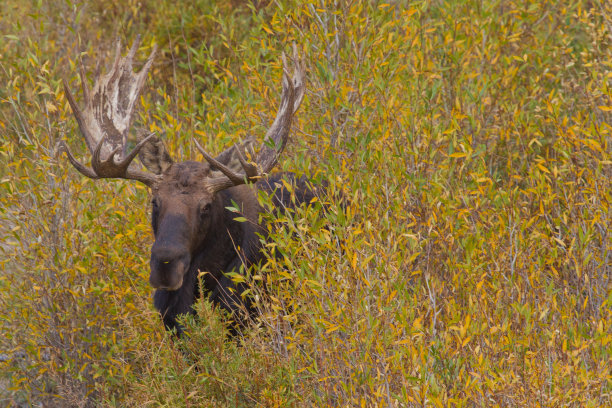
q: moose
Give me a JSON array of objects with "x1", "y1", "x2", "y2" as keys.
[{"x1": 57, "y1": 38, "x2": 317, "y2": 335}]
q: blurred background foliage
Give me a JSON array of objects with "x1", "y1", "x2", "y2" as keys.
[{"x1": 0, "y1": 0, "x2": 610, "y2": 406}]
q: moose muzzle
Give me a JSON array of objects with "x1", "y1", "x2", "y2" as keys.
[{"x1": 149, "y1": 244, "x2": 191, "y2": 291}]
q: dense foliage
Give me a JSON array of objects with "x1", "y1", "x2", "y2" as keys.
[{"x1": 0, "y1": 0, "x2": 610, "y2": 406}]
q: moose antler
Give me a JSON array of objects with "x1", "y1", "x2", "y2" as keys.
[
  {"x1": 58, "y1": 37, "x2": 159, "y2": 186},
  {"x1": 195, "y1": 44, "x2": 305, "y2": 192}
]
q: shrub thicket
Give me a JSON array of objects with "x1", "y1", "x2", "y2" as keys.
[{"x1": 0, "y1": 0, "x2": 610, "y2": 406}]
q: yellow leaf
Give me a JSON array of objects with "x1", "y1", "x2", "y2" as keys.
[
  {"x1": 536, "y1": 163, "x2": 550, "y2": 173},
  {"x1": 402, "y1": 8, "x2": 418, "y2": 18},
  {"x1": 46, "y1": 101, "x2": 57, "y2": 113},
  {"x1": 450, "y1": 152, "x2": 467, "y2": 158},
  {"x1": 476, "y1": 280, "x2": 485, "y2": 291},
  {"x1": 326, "y1": 324, "x2": 340, "y2": 334}
]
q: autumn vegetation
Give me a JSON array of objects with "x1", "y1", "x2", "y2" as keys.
[{"x1": 0, "y1": 0, "x2": 610, "y2": 406}]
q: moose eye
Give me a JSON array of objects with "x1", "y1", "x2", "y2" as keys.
[
  {"x1": 200, "y1": 202, "x2": 211, "y2": 217},
  {"x1": 151, "y1": 198, "x2": 160, "y2": 210}
]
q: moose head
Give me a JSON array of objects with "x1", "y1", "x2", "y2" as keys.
[{"x1": 58, "y1": 38, "x2": 307, "y2": 334}]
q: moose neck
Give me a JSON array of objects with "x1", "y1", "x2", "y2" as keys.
[{"x1": 191, "y1": 188, "x2": 246, "y2": 285}]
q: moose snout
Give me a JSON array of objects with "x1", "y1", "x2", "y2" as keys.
[{"x1": 149, "y1": 245, "x2": 190, "y2": 291}]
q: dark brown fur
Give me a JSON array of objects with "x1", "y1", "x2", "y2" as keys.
[{"x1": 149, "y1": 161, "x2": 319, "y2": 335}]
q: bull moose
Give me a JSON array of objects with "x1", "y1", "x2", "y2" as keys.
[{"x1": 57, "y1": 38, "x2": 316, "y2": 335}]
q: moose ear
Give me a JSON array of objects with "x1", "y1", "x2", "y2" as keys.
[
  {"x1": 138, "y1": 133, "x2": 173, "y2": 175},
  {"x1": 210, "y1": 139, "x2": 255, "y2": 176}
]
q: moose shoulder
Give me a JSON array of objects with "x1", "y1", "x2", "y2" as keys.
[{"x1": 58, "y1": 39, "x2": 315, "y2": 335}]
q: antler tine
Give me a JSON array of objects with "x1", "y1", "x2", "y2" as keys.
[
  {"x1": 135, "y1": 43, "x2": 158, "y2": 100},
  {"x1": 78, "y1": 58, "x2": 91, "y2": 111},
  {"x1": 291, "y1": 43, "x2": 305, "y2": 114},
  {"x1": 234, "y1": 146, "x2": 258, "y2": 178},
  {"x1": 56, "y1": 140, "x2": 99, "y2": 179},
  {"x1": 123, "y1": 132, "x2": 158, "y2": 167},
  {"x1": 127, "y1": 35, "x2": 141, "y2": 68},
  {"x1": 107, "y1": 40, "x2": 122, "y2": 86},
  {"x1": 194, "y1": 139, "x2": 247, "y2": 184},
  {"x1": 63, "y1": 78, "x2": 95, "y2": 154}
]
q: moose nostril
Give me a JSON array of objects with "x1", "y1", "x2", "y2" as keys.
[
  {"x1": 151, "y1": 245, "x2": 188, "y2": 265},
  {"x1": 154, "y1": 257, "x2": 177, "y2": 269}
]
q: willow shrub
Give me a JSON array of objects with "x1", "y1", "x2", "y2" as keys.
[{"x1": 1, "y1": 0, "x2": 610, "y2": 406}]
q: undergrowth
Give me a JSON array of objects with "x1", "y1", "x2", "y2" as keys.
[{"x1": 0, "y1": 0, "x2": 610, "y2": 406}]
